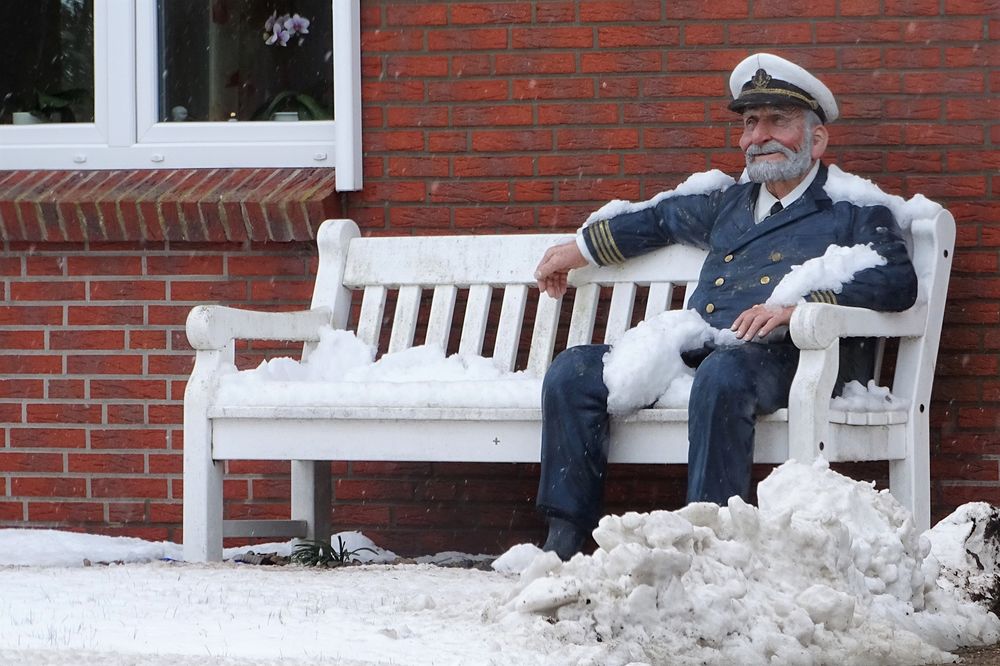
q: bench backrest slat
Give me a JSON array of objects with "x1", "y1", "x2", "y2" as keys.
[
  {"x1": 682, "y1": 281, "x2": 699, "y2": 308},
  {"x1": 645, "y1": 282, "x2": 675, "y2": 319},
  {"x1": 388, "y1": 285, "x2": 422, "y2": 354},
  {"x1": 343, "y1": 234, "x2": 564, "y2": 286},
  {"x1": 459, "y1": 284, "x2": 493, "y2": 356},
  {"x1": 426, "y1": 285, "x2": 458, "y2": 351},
  {"x1": 527, "y1": 293, "x2": 562, "y2": 374},
  {"x1": 494, "y1": 285, "x2": 529, "y2": 371},
  {"x1": 605, "y1": 283, "x2": 638, "y2": 344},
  {"x1": 356, "y1": 285, "x2": 387, "y2": 348},
  {"x1": 566, "y1": 283, "x2": 600, "y2": 349}
]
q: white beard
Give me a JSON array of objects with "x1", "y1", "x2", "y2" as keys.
[{"x1": 745, "y1": 134, "x2": 813, "y2": 183}]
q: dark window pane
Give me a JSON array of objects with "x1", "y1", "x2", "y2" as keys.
[
  {"x1": 0, "y1": 0, "x2": 95, "y2": 125},
  {"x1": 158, "y1": 0, "x2": 334, "y2": 123}
]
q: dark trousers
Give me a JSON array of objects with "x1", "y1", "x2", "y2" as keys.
[{"x1": 536, "y1": 342, "x2": 800, "y2": 529}]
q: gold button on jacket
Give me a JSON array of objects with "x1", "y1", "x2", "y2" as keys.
[
  {"x1": 724, "y1": 254, "x2": 734, "y2": 263},
  {"x1": 714, "y1": 277, "x2": 725, "y2": 286},
  {"x1": 705, "y1": 303, "x2": 715, "y2": 313},
  {"x1": 760, "y1": 276, "x2": 770, "y2": 285}
]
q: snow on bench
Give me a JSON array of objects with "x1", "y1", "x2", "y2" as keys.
[{"x1": 182, "y1": 207, "x2": 954, "y2": 563}]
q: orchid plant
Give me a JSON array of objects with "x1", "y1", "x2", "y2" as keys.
[{"x1": 263, "y1": 11, "x2": 310, "y2": 47}]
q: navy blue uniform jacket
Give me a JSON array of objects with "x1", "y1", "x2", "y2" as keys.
[
  {"x1": 581, "y1": 163, "x2": 918, "y2": 385},
  {"x1": 581, "y1": 163, "x2": 918, "y2": 330}
]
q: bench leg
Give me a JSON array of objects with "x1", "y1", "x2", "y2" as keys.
[
  {"x1": 182, "y1": 386, "x2": 224, "y2": 562},
  {"x1": 890, "y1": 421, "x2": 931, "y2": 533},
  {"x1": 291, "y1": 461, "x2": 332, "y2": 543},
  {"x1": 182, "y1": 440, "x2": 224, "y2": 563}
]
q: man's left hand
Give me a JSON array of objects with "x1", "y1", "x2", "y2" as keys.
[{"x1": 731, "y1": 304, "x2": 795, "y2": 341}]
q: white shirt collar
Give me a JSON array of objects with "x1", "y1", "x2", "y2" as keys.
[{"x1": 754, "y1": 160, "x2": 820, "y2": 224}]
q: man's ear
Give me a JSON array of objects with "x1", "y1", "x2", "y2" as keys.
[{"x1": 811, "y1": 123, "x2": 829, "y2": 160}]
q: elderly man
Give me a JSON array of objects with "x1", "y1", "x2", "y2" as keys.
[{"x1": 534, "y1": 53, "x2": 918, "y2": 560}]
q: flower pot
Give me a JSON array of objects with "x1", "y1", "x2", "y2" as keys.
[{"x1": 12, "y1": 112, "x2": 43, "y2": 125}]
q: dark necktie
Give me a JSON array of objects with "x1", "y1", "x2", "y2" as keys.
[{"x1": 769, "y1": 201, "x2": 783, "y2": 216}]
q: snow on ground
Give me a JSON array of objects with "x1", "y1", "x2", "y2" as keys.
[{"x1": 1, "y1": 460, "x2": 999, "y2": 665}]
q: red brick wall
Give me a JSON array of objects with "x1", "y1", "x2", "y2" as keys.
[{"x1": 1, "y1": 1, "x2": 997, "y2": 556}]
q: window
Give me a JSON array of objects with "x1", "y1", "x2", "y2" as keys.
[{"x1": 0, "y1": 0, "x2": 361, "y2": 191}]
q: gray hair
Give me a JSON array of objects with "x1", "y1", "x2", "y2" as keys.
[{"x1": 803, "y1": 109, "x2": 823, "y2": 132}]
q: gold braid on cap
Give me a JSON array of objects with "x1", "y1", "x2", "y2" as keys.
[{"x1": 739, "y1": 68, "x2": 820, "y2": 111}]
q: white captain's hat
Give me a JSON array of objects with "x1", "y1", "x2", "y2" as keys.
[{"x1": 728, "y1": 53, "x2": 838, "y2": 124}]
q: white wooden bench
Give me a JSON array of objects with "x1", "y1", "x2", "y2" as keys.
[{"x1": 183, "y1": 211, "x2": 955, "y2": 562}]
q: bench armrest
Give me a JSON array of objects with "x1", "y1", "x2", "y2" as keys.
[
  {"x1": 789, "y1": 302, "x2": 928, "y2": 350},
  {"x1": 186, "y1": 305, "x2": 333, "y2": 351}
]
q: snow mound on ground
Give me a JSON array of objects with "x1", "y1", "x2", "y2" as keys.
[
  {"x1": 0, "y1": 530, "x2": 397, "y2": 567},
  {"x1": 492, "y1": 459, "x2": 999, "y2": 665},
  {"x1": 926, "y1": 502, "x2": 1000, "y2": 616},
  {"x1": 0, "y1": 530, "x2": 182, "y2": 567}
]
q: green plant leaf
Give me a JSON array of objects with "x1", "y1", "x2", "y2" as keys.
[
  {"x1": 291, "y1": 537, "x2": 376, "y2": 566},
  {"x1": 292, "y1": 93, "x2": 331, "y2": 121}
]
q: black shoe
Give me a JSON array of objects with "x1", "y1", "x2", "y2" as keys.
[{"x1": 542, "y1": 517, "x2": 588, "y2": 561}]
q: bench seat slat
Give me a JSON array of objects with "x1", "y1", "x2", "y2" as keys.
[
  {"x1": 208, "y1": 412, "x2": 903, "y2": 466},
  {"x1": 209, "y1": 404, "x2": 796, "y2": 423}
]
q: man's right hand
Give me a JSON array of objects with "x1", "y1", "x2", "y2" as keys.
[{"x1": 534, "y1": 241, "x2": 588, "y2": 299}]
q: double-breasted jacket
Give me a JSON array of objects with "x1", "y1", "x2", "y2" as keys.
[{"x1": 581, "y1": 163, "x2": 918, "y2": 331}]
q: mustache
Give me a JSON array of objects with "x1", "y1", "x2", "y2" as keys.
[{"x1": 745, "y1": 141, "x2": 796, "y2": 159}]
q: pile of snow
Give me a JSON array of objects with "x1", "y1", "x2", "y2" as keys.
[
  {"x1": 581, "y1": 169, "x2": 736, "y2": 228},
  {"x1": 832, "y1": 379, "x2": 909, "y2": 412},
  {"x1": 602, "y1": 309, "x2": 734, "y2": 415},
  {"x1": 823, "y1": 164, "x2": 942, "y2": 230},
  {"x1": 491, "y1": 459, "x2": 999, "y2": 665},
  {"x1": 927, "y1": 503, "x2": 1000, "y2": 616},
  {"x1": 215, "y1": 328, "x2": 542, "y2": 408},
  {"x1": 217, "y1": 320, "x2": 906, "y2": 415},
  {"x1": 0, "y1": 529, "x2": 394, "y2": 568},
  {"x1": 583, "y1": 164, "x2": 942, "y2": 234},
  {"x1": 765, "y1": 242, "x2": 887, "y2": 308}
]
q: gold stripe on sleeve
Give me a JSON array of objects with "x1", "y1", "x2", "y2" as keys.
[
  {"x1": 586, "y1": 224, "x2": 613, "y2": 266},
  {"x1": 596, "y1": 220, "x2": 626, "y2": 264}
]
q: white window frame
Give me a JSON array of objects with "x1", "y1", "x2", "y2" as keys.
[{"x1": 0, "y1": 0, "x2": 361, "y2": 191}]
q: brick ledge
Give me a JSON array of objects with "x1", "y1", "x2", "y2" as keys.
[{"x1": 0, "y1": 168, "x2": 341, "y2": 242}]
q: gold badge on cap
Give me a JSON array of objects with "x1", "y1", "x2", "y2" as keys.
[{"x1": 751, "y1": 68, "x2": 772, "y2": 89}]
